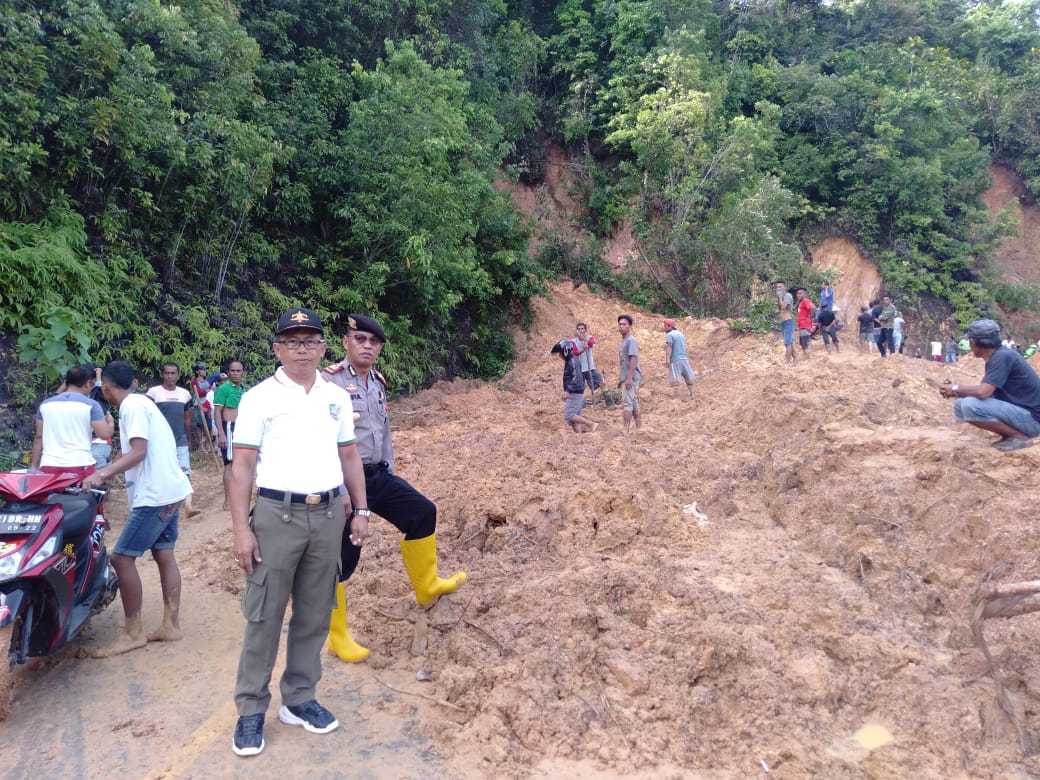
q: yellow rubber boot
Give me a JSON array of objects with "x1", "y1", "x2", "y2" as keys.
[
  {"x1": 399, "y1": 534, "x2": 467, "y2": 607},
  {"x1": 327, "y1": 582, "x2": 369, "y2": 663}
]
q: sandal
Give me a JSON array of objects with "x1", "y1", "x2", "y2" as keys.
[{"x1": 994, "y1": 437, "x2": 1033, "y2": 452}]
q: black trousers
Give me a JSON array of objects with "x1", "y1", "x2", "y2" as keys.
[
  {"x1": 877, "y1": 328, "x2": 895, "y2": 356},
  {"x1": 339, "y1": 465, "x2": 437, "y2": 581}
]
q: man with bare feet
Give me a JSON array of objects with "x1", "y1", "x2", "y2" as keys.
[
  {"x1": 815, "y1": 303, "x2": 840, "y2": 354},
  {"x1": 552, "y1": 338, "x2": 599, "y2": 433},
  {"x1": 573, "y1": 322, "x2": 603, "y2": 403},
  {"x1": 146, "y1": 362, "x2": 201, "y2": 518},
  {"x1": 856, "y1": 305, "x2": 874, "y2": 354},
  {"x1": 775, "y1": 281, "x2": 796, "y2": 365},
  {"x1": 82, "y1": 361, "x2": 192, "y2": 656},
  {"x1": 794, "y1": 287, "x2": 815, "y2": 358},
  {"x1": 938, "y1": 319, "x2": 1040, "y2": 452},
  {"x1": 617, "y1": 314, "x2": 643, "y2": 432}
]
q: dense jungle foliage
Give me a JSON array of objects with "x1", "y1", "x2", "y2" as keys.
[{"x1": 2, "y1": 0, "x2": 1040, "y2": 418}]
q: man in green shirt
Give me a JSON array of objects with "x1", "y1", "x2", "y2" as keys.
[{"x1": 214, "y1": 360, "x2": 246, "y2": 509}]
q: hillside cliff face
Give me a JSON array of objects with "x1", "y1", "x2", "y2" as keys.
[
  {"x1": 982, "y1": 165, "x2": 1040, "y2": 288},
  {"x1": 502, "y1": 155, "x2": 1040, "y2": 341}
]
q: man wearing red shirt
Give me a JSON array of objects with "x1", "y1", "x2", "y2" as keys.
[
  {"x1": 189, "y1": 364, "x2": 215, "y2": 453},
  {"x1": 795, "y1": 287, "x2": 815, "y2": 357}
]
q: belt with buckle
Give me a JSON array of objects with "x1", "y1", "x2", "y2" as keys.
[
  {"x1": 363, "y1": 461, "x2": 389, "y2": 476},
  {"x1": 257, "y1": 486, "x2": 344, "y2": 505}
]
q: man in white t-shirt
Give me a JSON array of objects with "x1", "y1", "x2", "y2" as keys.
[
  {"x1": 893, "y1": 313, "x2": 906, "y2": 354},
  {"x1": 30, "y1": 364, "x2": 114, "y2": 476},
  {"x1": 83, "y1": 361, "x2": 192, "y2": 657}
]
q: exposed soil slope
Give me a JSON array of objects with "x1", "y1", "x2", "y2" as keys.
[
  {"x1": 376, "y1": 283, "x2": 1040, "y2": 778},
  {"x1": 982, "y1": 165, "x2": 1040, "y2": 287},
  {"x1": 811, "y1": 237, "x2": 883, "y2": 316}
]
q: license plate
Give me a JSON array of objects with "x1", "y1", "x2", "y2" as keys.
[{"x1": 0, "y1": 511, "x2": 45, "y2": 535}]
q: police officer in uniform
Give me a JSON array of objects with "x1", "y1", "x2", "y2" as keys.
[
  {"x1": 322, "y1": 313, "x2": 467, "y2": 662},
  {"x1": 229, "y1": 308, "x2": 369, "y2": 757}
]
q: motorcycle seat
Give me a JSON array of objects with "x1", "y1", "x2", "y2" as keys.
[{"x1": 47, "y1": 493, "x2": 97, "y2": 544}]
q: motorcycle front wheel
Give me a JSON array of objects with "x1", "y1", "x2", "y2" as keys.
[{"x1": 0, "y1": 619, "x2": 14, "y2": 721}]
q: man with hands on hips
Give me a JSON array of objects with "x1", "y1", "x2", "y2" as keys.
[{"x1": 228, "y1": 307, "x2": 368, "y2": 757}]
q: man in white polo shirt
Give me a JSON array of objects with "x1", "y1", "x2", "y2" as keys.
[{"x1": 228, "y1": 307, "x2": 369, "y2": 758}]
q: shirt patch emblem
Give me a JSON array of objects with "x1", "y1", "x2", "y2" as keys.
[
  {"x1": 353, "y1": 412, "x2": 361, "y2": 422},
  {"x1": 345, "y1": 384, "x2": 358, "y2": 393},
  {"x1": 329, "y1": 404, "x2": 342, "y2": 420}
]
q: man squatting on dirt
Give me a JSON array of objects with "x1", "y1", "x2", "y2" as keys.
[
  {"x1": 82, "y1": 361, "x2": 193, "y2": 657},
  {"x1": 229, "y1": 308, "x2": 369, "y2": 757},
  {"x1": 938, "y1": 318, "x2": 1040, "y2": 453},
  {"x1": 321, "y1": 313, "x2": 468, "y2": 662}
]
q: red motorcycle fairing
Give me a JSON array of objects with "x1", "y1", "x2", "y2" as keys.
[
  {"x1": 4, "y1": 506, "x2": 63, "y2": 573},
  {"x1": 0, "y1": 471, "x2": 82, "y2": 502}
]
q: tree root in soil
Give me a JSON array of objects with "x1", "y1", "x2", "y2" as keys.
[{"x1": 971, "y1": 575, "x2": 1040, "y2": 756}]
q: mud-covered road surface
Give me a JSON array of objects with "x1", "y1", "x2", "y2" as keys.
[{"x1": 6, "y1": 267, "x2": 1040, "y2": 777}]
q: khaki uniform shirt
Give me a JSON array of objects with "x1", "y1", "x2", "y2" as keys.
[{"x1": 322, "y1": 359, "x2": 394, "y2": 470}]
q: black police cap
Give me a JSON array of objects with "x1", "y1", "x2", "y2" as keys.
[
  {"x1": 276, "y1": 308, "x2": 324, "y2": 335},
  {"x1": 346, "y1": 313, "x2": 387, "y2": 343}
]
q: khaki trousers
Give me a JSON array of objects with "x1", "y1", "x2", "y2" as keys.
[{"x1": 233, "y1": 493, "x2": 345, "y2": 716}]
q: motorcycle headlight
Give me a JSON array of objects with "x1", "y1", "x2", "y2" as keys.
[
  {"x1": 27, "y1": 536, "x2": 59, "y2": 570},
  {"x1": 0, "y1": 548, "x2": 24, "y2": 580}
]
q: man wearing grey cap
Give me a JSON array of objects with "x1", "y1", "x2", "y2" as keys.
[{"x1": 938, "y1": 318, "x2": 1040, "y2": 452}]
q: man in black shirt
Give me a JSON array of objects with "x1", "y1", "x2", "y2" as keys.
[
  {"x1": 938, "y1": 319, "x2": 1040, "y2": 452},
  {"x1": 856, "y1": 305, "x2": 875, "y2": 354},
  {"x1": 816, "y1": 303, "x2": 840, "y2": 353}
]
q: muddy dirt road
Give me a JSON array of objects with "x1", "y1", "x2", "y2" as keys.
[
  {"x1": 6, "y1": 280, "x2": 1040, "y2": 778},
  {"x1": 0, "y1": 478, "x2": 456, "y2": 779}
]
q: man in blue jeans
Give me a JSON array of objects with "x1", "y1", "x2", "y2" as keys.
[
  {"x1": 83, "y1": 361, "x2": 193, "y2": 656},
  {"x1": 939, "y1": 319, "x2": 1040, "y2": 452},
  {"x1": 775, "y1": 280, "x2": 796, "y2": 365}
]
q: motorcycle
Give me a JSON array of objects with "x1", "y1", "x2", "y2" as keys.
[{"x1": 0, "y1": 469, "x2": 119, "y2": 718}]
